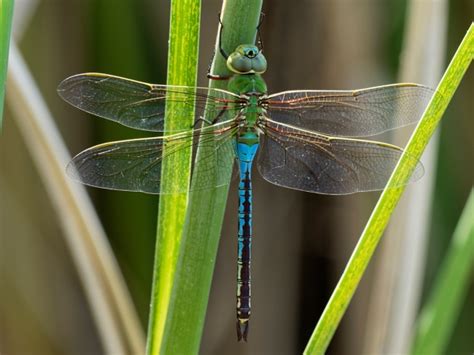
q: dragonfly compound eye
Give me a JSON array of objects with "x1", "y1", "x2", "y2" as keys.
[{"x1": 227, "y1": 45, "x2": 267, "y2": 75}]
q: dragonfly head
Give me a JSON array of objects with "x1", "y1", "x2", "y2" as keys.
[{"x1": 227, "y1": 44, "x2": 267, "y2": 75}]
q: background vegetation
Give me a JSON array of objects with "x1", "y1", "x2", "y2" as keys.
[{"x1": 1, "y1": 0, "x2": 472, "y2": 354}]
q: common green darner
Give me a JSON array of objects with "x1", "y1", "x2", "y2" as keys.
[{"x1": 58, "y1": 40, "x2": 432, "y2": 341}]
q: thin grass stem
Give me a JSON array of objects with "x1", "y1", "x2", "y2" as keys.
[
  {"x1": 150, "y1": 1, "x2": 263, "y2": 353},
  {"x1": 146, "y1": 1, "x2": 201, "y2": 354},
  {"x1": 304, "y1": 22, "x2": 474, "y2": 355}
]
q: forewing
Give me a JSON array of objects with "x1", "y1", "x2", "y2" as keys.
[
  {"x1": 67, "y1": 125, "x2": 238, "y2": 194},
  {"x1": 265, "y1": 84, "x2": 433, "y2": 137},
  {"x1": 58, "y1": 73, "x2": 243, "y2": 132},
  {"x1": 257, "y1": 120, "x2": 424, "y2": 195}
]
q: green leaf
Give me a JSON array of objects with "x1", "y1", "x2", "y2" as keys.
[
  {"x1": 0, "y1": 0, "x2": 14, "y2": 129},
  {"x1": 410, "y1": 189, "x2": 474, "y2": 355},
  {"x1": 149, "y1": 1, "x2": 263, "y2": 354},
  {"x1": 304, "y1": 23, "x2": 474, "y2": 355},
  {"x1": 146, "y1": 0, "x2": 201, "y2": 354}
]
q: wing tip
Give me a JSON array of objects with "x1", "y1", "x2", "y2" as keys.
[
  {"x1": 65, "y1": 158, "x2": 84, "y2": 182},
  {"x1": 57, "y1": 72, "x2": 112, "y2": 96}
]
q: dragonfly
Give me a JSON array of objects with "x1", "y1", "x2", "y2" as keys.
[{"x1": 58, "y1": 40, "x2": 433, "y2": 342}]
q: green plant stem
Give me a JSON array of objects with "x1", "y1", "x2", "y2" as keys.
[
  {"x1": 304, "y1": 23, "x2": 474, "y2": 355},
  {"x1": 0, "y1": 0, "x2": 14, "y2": 128},
  {"x1": 410, "y1": 189, "x2": 474, "y2": 355},
  {"x1": 147, "y1": 1, "x2": 201, "y2": 354},
  {"x1": 157, "y1": 1, "x2": 263, "y2": 354}
]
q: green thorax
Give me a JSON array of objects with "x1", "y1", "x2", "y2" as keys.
[
  {"x1": 227, "y1": 73, "x2": 267, "y2": 96},
  {"x1": 229, "y1": 74, "x2": 266, "y2": 146},
  {"x1": 225, "y1": 45, "x2": 268, "y2": 146}
]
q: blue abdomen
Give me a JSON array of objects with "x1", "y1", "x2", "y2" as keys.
[{"x1": 235, "y1": 141, "x2": 259, "y2": 341}]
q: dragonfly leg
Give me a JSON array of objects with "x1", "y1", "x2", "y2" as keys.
[
  {"x1": 256, "y1": 12, "x2": 265, "y2": 53},
  {"x1": 207, "y1": 70, "x2": 231, "y2": 81},
  {"x1": 192, "y1": 117, "x2": 213, "y2": 128},
  {"x1": 211, "y1": 107, "x2": 229, "y2": 124},
  {"x1": 191, "y1": 107, "x2": 228, "y2": 129},
  {"x1": 207, "y1": 13, "x2": 232, "y2": 81},
  {"x1": 217, "y1": 12, "x2": 229, "y2": 60}
]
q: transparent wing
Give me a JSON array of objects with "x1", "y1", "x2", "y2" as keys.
[
  {"x1": 58, "y1": 73, "x2": 244, "y2": 132},
  {"x1": 257, "y1": 119, "x2": 424, "y2": 195},
  {"x1": 67, "y1": 123, "x2": 238, "y2": 194},
  {"x1": 265, "y1": 84, "x2": 433, "y2": 137}
]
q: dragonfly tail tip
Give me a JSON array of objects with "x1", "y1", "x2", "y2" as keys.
[{"x1": 236, "y1": 320, "x2": 249, "y2": 342}]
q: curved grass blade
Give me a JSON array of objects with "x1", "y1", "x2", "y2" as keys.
[
  {"x1": 410, "y1": 189, "x2": 474, "y2": 355},
  {"x1": 304, "y1": 23, "x2": 474, "y2": 355},
  {"x1": 8, "y1": 43, "x2": 145, "y2": 355},
  {"x1": 362, "y1": 2, "x2": 449, "y2": 352}
]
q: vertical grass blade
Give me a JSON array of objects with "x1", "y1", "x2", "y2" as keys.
[
  {"x1": 304, "y1": 23, "x2": 474, "y2": 355},
  {"x1": 156, "y1": 1, "x2": 263, "y2": 354},
  {"x1": 146, "y1": 1, "x2": 201, "y2": 354},
  {"x1": 0, "y1": 0, "x2": 14, "y2": 128},
  {"x1": 410, "y1": 189, "x2": 474, "y2": 355}
]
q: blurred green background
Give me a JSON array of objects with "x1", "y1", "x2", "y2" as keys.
[{"x1": 0, "y1": 0, "x2": 472, "y2": 354}]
